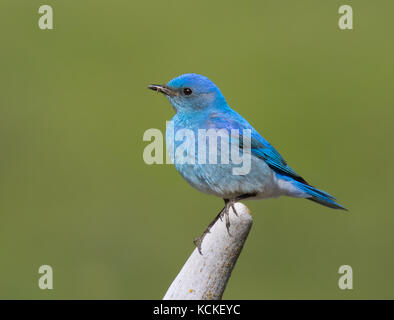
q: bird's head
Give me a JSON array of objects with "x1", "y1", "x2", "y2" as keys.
[{"x1": 148, "y1": 73, "x2": 227, "y2": 113}]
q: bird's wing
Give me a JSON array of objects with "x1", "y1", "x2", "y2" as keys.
[{"x1": 207, "y1": 111, "x2": 309, "y2": 185}]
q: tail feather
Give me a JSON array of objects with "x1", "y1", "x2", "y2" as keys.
[
  {"x1": 307, "y1": 196, "x2": 347, "y2": 210},
  {"x1": 292, "y1": 180, "x2": 347, "y2": 211}
]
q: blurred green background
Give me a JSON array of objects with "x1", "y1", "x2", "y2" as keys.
[{"x1": 0, "y1": 0, "x2": 393, "y2": 299}]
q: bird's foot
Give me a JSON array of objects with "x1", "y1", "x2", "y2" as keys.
[
  {"x1": 193, "y1": 236, "x2": 204, "y2": 255},
  {"x1": 193, "y1": 204, "x2": 228, "y2": 255},
  {"x1": 194, "y1": 200, "x2": 240, "y2": 255},
  {"x1": 193, "y1": 195, "x2": 256, "y2": 255},
  {"x1": 231, "y1": 203, "x2": 238, "y2": 217},
  {"x1": 220, "y1": 200, "x2": 236, "y2": 236}
]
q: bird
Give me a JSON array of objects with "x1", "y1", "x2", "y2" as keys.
[{"x1": 148, "y1": 73, "x2": 346, "y2": 254}]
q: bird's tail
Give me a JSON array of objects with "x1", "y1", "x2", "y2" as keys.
[{"x1": 292, "y1": 180, "x2": 347, "y2": 210}]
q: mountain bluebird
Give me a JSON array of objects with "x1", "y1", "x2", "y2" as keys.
[{"x1": 148, "y1": 73, "x2": 346, "y2": 253}]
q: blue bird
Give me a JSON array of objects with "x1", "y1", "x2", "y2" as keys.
[{"x1": 148, "y1": 73, "x2": 346, "y2": 253}]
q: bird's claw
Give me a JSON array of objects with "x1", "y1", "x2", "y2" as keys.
[
  {"x1": 231, "y1": 204, "x2": 238, "y2": 217},
  {"x1": 193, "y1": 197, "x2": 251, "y2": 254},
  {"x1": 224, "y1": 205, "x2": 233, "y2": 237},
  {"x1": 193, "y1": 237, "x2": 203, "y2": 255}
]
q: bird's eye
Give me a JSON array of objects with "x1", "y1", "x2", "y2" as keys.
[{"x1": 183, "y1": 88, "x2": 193, "y2": 96}]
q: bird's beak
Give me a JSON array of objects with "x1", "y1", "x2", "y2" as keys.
[{"x1": 148, "y1": 84, "x2": 177, "y2": 97}]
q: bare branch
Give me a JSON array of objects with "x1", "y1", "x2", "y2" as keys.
[{"x1": 163, "y1": 202, "x2": 253, "y2": 300}]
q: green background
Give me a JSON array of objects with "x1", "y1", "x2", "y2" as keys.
[{"x1": 0, "y1": 0, "x2": 393, "y2": 299}]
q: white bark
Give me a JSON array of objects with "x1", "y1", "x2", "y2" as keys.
[{"x1": 163, "y1": 202, "x2": 253, "y2": 300}]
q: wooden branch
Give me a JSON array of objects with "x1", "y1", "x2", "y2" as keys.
[{"x1": 163, "y1": 202, "x2": 253, "y2": 300}]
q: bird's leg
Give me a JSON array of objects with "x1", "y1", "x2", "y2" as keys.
[
  {"x1": 236, "y1": 193, "x2": 257, "y2": 202},
  {"x1": 227, "y1": 193, "x2": 257, "y2": 218},
  {"x1": 221, "y1": 199, "x2": 232, "y2": 235},
  {"x1": 231, "y1": 204, "x2": 238, "y2": 217},
  {"x1": 193, "y1": 199, "x2": 230, "y2": 255},
  {"x1": 193, "y1": 203, "x2": 227, "y2": 255},
  {"x1": 194, "y1": 194, "x2": 257, "y2": 255}
]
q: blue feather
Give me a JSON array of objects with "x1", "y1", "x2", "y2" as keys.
[{"x1": 209, "y1": 111, "x2": 347, "y2": 210}]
